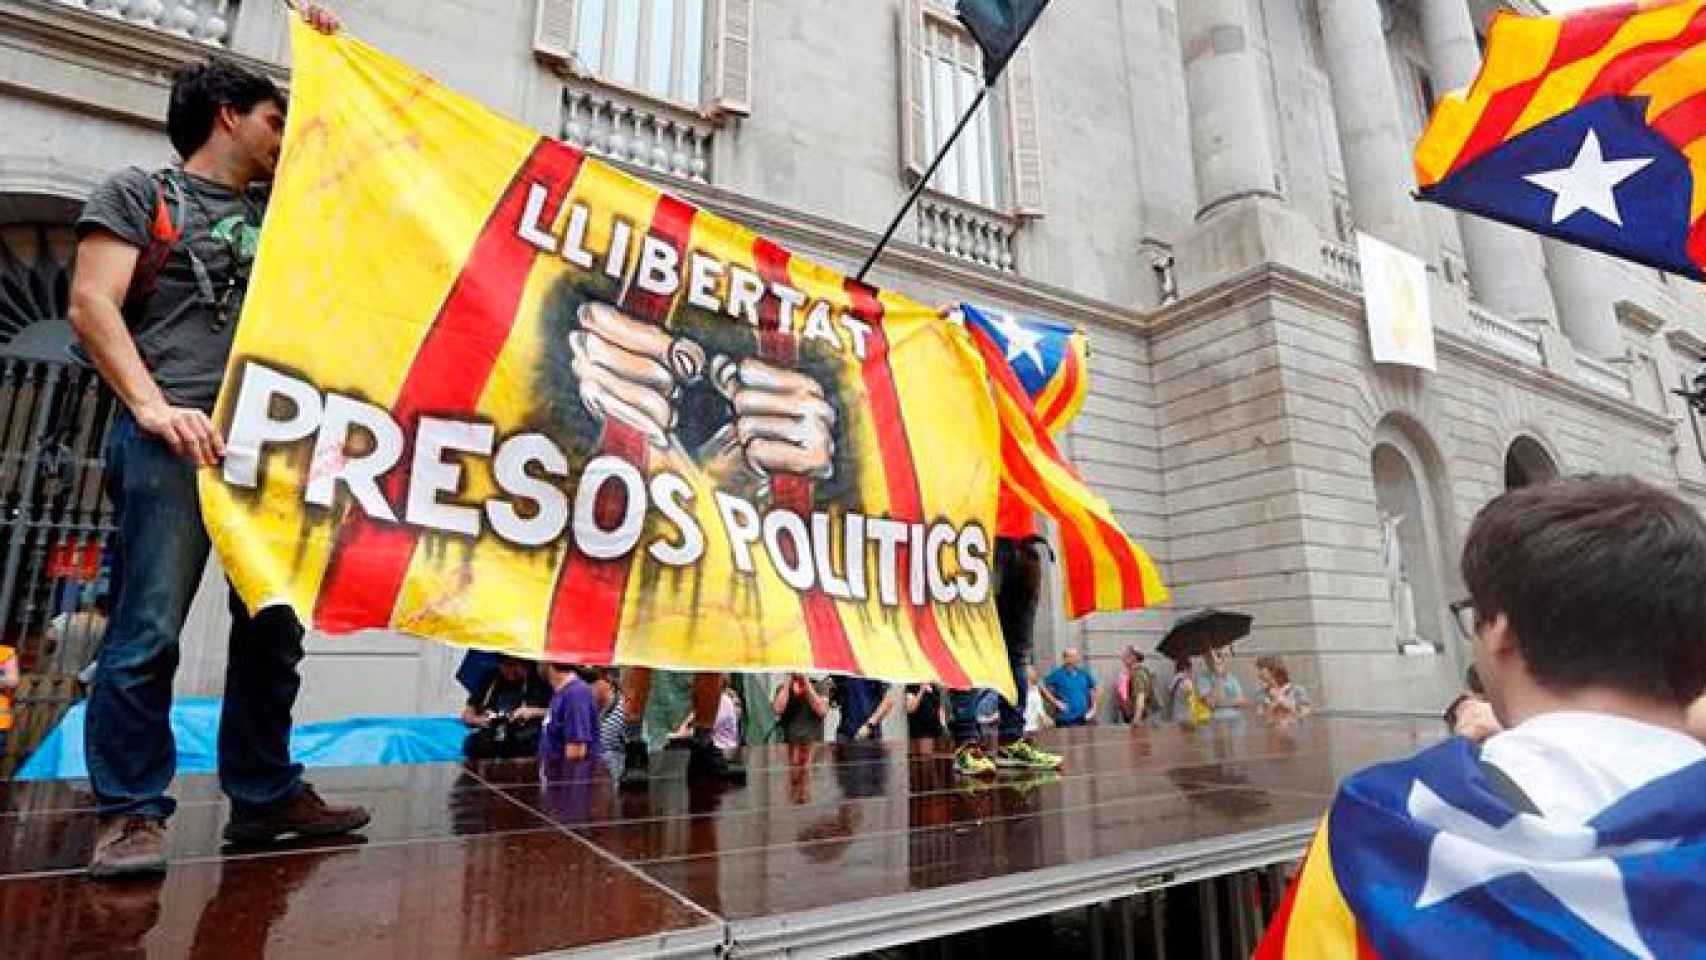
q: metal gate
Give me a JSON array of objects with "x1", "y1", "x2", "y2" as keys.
[
  {"x1": 0, "y1": 359, "x2": 118, "y2": 775},
  {"x1": 0, "y1": 221, "x2": 118, "y2": 777}
]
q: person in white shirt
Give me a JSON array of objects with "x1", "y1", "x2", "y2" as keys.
[{"x1": 1458, "y1": 475, "x2": 1706, "y2": 820}]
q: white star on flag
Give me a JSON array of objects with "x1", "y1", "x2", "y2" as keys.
[
  {"x1": 990, "y1": 311, "x2": 1045, "y2": 373},
  {"x1": 1408, "y1": 779, "x2": 1676, "y2": 960},
  {"x1": 1523, "y1": 129, "x2": 1654, "y2": 228}
]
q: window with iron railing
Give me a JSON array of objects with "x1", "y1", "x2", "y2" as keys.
[
  {"x1": 900, "y1": 1, "x2": 1044, "y2": 273},
  {"x1": 534, "y1": 0, "x2": 751, "y2": 185}
]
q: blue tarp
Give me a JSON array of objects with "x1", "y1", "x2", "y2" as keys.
[{"x1": 16, "y1": 697, "x2": 468, "y2": 781}]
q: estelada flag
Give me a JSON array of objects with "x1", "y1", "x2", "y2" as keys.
[
  {"x1": 957, "y1": 304, "x2": 1162, "y2": 615},
  {"x1": 199, "y1": 22, "x2": 1164, "y2": 695},
  {"x1": 960, "y1": 304, "x2": 1087, "y2": 435},
  {"x1": 1415, "y1": 1, "x2": 1706, "y2": 278},
  {"x1": 1257, "y1": 738, "x2": 1706, "y2": 959}
]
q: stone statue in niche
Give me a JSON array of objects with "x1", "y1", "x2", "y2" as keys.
[{"x1": 1380, "y1": 511, "x2": 1421, "y2": 647}]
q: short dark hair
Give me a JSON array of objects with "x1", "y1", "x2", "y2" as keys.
[
  {"x1": 167, "y1": 59, "x2": 285, "y2": 159},
  {"x1": 1460, "y1": 475, "x2": 1706, "y2": 707},
  {"x1": 1255, "y1": 655, "x2": 1290, "y2": 686}
]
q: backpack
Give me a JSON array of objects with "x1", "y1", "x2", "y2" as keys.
[{"x1": 122, "y1": 169, "x2": 190, "y2": 328}]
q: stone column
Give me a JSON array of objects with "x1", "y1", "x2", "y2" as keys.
[
  {"x1": 1418, "y1": 0, "x2": 1559, "y2": 325},
  {"x1": 1316, "y1": 0, "x2": 1429, "y2": 256},
  {"x1": 1177, "y1": 0, "x2": 1282, "y2": 217},
  {"x1": 1544, "y1": 239, "x2": 1625, "y2": 359}
]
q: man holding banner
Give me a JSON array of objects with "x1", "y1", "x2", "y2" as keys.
[{"x1": 66, "y1": 4, "x2": 370, "y2": 879}]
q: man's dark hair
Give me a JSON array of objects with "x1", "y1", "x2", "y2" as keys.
[
  {"x1": 167, "y1": 59, "x2": 286, "y2": 159},
  {"x1": 1461, "y1": 475, "x2": 1706, "y2": 707}
]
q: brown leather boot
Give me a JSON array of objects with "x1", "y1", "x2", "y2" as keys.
[
  {"x1": 88, "y1": 814, "x2": 169, "y2": 879},
  {"x1": 222, "y1": 784, "x2": 371, "y2": 845}
]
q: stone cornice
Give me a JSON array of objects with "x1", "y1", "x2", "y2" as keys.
[
  {"x1": 0, "y1": 0, "x2": 285, "y2": 126},
  {"x1": 1152, "y1": 262, "x2": 1676, "y2": 434}
]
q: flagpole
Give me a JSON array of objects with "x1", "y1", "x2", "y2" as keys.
[{"x1": 854, "y1": 83, "x2": 991, "y2": 284}]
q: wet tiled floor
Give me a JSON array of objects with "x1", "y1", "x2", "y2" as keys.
[{"x1": 0, "y1": 716, "x2": 1437, "y2": 957}]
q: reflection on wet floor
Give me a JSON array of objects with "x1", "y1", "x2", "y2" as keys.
[{"x1": 0, "y1": 716, "x2": 1437, "y2": 958}]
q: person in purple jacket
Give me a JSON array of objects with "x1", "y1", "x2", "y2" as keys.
[{"x1": 540, "y1": 663, "x2": 601, "y2": 763}]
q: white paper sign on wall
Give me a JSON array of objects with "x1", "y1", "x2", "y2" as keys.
[{"x1": 1359, "y1": 231, "x2": 1435, "y2": 371}]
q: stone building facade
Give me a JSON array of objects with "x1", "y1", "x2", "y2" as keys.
[{"x1": 1, "y1": 0, "x2": 1701, "y2": 724}]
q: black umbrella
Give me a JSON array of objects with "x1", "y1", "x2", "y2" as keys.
[{"x1": 1157, "y1": 610, "x2": 1253, "y2": 660}]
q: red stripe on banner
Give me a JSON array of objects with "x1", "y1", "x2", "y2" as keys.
[
  {"x1": 998, "y1": 427, "x2": 1098, "y2": 613},
  {"x1": 1688, "y1": 213, "x2": 1706, "y2": 271},
  {"x1": 972, "y1": 325, "x2": 1144, "y2": 613},
  {"x1": 543, "y1": 194, "x2": 696, "y2": 661},
  {"x1": 1448, "y1": 8, "x2": 1640, "y2": 177},
  {"x1": 753, "y1": 240, "x2": 860, "y2": 675},
  {"x1": 1579, "y1": 4, "x2": 1706, "y2": 105},
  {"x1": 1652, "y1": 89, "x2": 1706, "y2": 147},
  {"x1": 1552, "y1": 4, "x2": 1640, "y2": 69},
  {"x1": 314, "y1": 139, "x2": 585, "y2": 631},
  {"x1": 1356, "y1": 925, "x2": 1383, "y2": 960},
  {"x1": 1447, "y1": 78, "x2": 1543, "y2": 178},
  {"x1": 1037, "y1": 343, "x2": 1081, "y2": 430},
  {"x1": 848, "y1": 280, "x2": 971, "y2": 689}
]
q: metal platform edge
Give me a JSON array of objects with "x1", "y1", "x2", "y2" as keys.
[
  {"x1": 722, "y1": 819, "x2": 1317, "y2": 960},
  {"x1": 526, "y1": 919, "x2": 729, "y2": 960}
]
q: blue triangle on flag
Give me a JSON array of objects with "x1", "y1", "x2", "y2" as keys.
[{"x1": 1420, "y1": 95, "x2": 1700, "y2": 280}]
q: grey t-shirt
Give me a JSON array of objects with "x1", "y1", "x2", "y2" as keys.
[{"x1": 76, "y1": 166, "x2": 269, "y2": 412}]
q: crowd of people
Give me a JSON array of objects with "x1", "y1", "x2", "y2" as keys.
[{"x1": 461, "y1": 634, "x2": 1318, "y2": 785}]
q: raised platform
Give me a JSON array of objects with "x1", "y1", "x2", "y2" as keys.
[{"x1": 0, "y1": 716, "x2": 1437, "y2": 958}]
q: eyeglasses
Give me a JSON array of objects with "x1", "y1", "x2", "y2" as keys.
[{"x1": 1449, "y1": 598, "x2": 1477, "y2": 644}]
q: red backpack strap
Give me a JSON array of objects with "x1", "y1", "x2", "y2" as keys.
[{"x1": 121, "y1": 169, "x2": 183, "y2": 323}]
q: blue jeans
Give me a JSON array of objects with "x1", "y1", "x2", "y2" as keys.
[
  {"x1": 950, "y1": 538, "x2": 1040, "y2": 746},
  {"x1": 85, "y1": 411, "x2": 304, "y2": 820}
]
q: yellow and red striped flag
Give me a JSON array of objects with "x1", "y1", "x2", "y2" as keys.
[
  {"x1": 200, "y1": 23, "x2": 1163, "y2": 695},
  {"x1": 1416, "y1": 1, "x2": 1706, "y2": 276}
]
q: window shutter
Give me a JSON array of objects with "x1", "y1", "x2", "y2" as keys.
[
  {"x1": 534, "y1": 0, "x2": 580, "y2": 68},
  {"x1": 899, "y1": 0, "x2": 928, "y2": 178},
  {"x1": 1004, "y1": 42, "x2": 1044, "y2": 217},
  {"x1": 711, "y1": 0, "x2": 755, "y2": 117}
]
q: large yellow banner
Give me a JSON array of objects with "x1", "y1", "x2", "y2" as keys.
[{"x1": 203, "y1": 25, "x2": 1164, "y2": 697}]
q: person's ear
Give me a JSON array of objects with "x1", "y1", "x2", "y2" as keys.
[{"x1": 1482, "y1": 612, "x2": 1518, "y2": 660}]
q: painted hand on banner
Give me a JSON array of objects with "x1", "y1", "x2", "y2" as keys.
[
  {"x1": 568, "y1": 301, "x2": 836, "y2": 480},
  {"x1": 709, "y1": 355, "x2": 837, "y2": 480},
  {"x1": 569, "y1": 302, "x2": 699, "y2": 448}
]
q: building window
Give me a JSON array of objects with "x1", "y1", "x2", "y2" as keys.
[
  {"x1": 534, "y1": 0, "x2": 751, "y2": 116},
  {"x1": 538, "y1": 0, "x2": 752, "y2": 185},
  {"x1": 919, "y1": 13, "x2": 1005, "y2": 210},
  {"x1": 900, "y1": 1, "x2": 1044, "y2": 272},
  {"x1": 569, "y1": 0, "x2": 707, "y2": 106}
]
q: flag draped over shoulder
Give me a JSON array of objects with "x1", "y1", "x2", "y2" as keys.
[
  {"x1": 1258, "y1": 739, "x2": 1706, "y2": 959},
  {"x1": 1415, "y1": 1, "x2": 1706, "y2": 278},
  {"x1": 959, "y1": 307, "x2": 1165, "y2": 618},
  {"x1": 200, "y1": 24, "x2": 1162, "y2": 696}
]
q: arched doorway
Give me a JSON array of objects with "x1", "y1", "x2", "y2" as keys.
[
  {"x1": 1370, "y1": 420, "x2": 1453, "y2": 655},
  {"x1": 1504, "y1": 435, "x2": 1560, "y2": 490}
]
